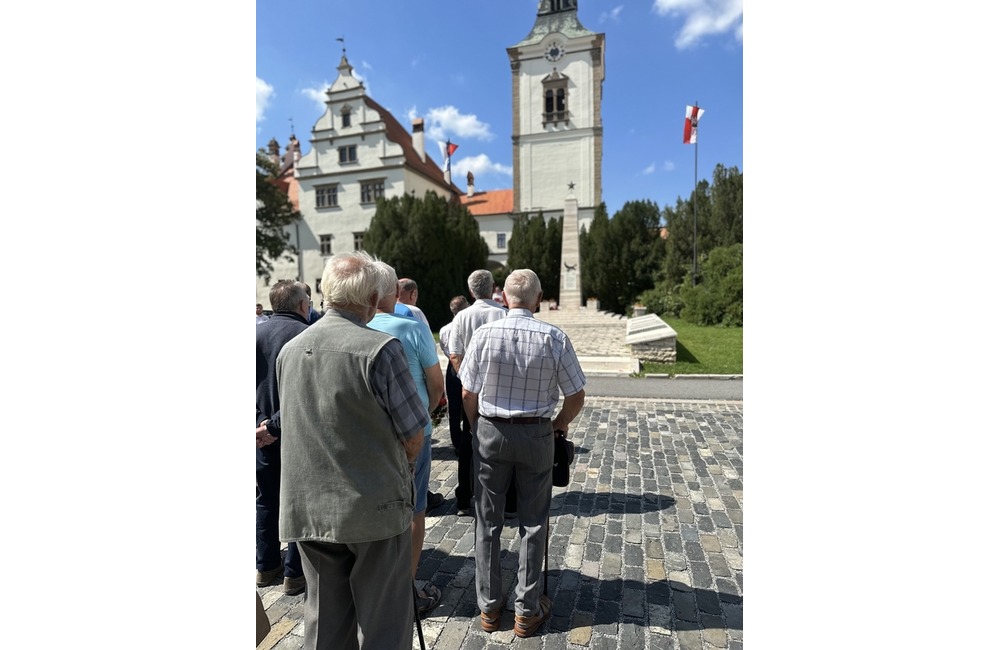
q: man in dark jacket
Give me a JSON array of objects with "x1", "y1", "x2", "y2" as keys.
[{"x1": 255, "y1": 279, "x2": 311, "y2": 595}]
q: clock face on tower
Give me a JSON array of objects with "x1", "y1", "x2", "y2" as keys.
[{"x1": 544, "y1": 43, "x2": 565, "y2": 62}]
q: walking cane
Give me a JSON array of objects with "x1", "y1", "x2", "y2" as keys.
[
  {"x1": 412, "y1": 584, "x2": 427, "y2": 650},
  {"x1": 544, "y1": 514, "x2": 550, "y2": 595}
]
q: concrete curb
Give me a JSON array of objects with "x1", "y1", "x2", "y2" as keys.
[{"x1": 644, "y1": 374, "x2": 743, "y2": 380}]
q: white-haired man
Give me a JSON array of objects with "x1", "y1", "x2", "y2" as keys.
[
  {"x1": 369, "y1": 261, "x2": 445, "y2": 614},
  {"x1": 277, "y1": 250, "x2": 428, "y2": 650},
  {"x1": 460, "y1": 269, "x2": 586, "y2": 638}
]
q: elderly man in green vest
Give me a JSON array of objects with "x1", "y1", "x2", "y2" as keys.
[{"x1": 277, "y1": 250, "x2": 428, "y2": 650}]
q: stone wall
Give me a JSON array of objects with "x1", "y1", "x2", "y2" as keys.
[{"x1": 625, "y1": 314, "x2": 677, "y2": 364}]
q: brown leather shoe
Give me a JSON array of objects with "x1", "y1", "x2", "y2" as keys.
[
  {"x1": 256, "y1": 565, "x2": 283, "y2": 587},
  {"x1": 514, "y1": 594, "x2": 552, "y2": 638},
  {"x1": 283, "y1": 576, "x2": 306, "y2": 596},
  {"x1": 480, "y1": 608, "x2": 502, "y2": 633}
]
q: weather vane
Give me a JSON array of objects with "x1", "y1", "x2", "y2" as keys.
[
  {"x1": 568, "y1": 181, "x2": 575, "y2": 190},
  {"x1": 336, "y1": 36, "x2": 345, "y2": 54},
  {"x1": 289, "y1": 117, "x2": 295, "y2": 136}
]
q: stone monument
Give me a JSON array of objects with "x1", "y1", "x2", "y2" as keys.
[{"x1": 559, "y1": 183, "x2": 581, "y2": 309}]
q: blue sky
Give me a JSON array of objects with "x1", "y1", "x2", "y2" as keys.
[{"x1": 256, "y1": 0, "x2": 743, "y2": 217}]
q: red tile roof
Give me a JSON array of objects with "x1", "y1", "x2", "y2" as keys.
[
  {"x1": 362, "y1": 96, "x2": 461, "y2": 196},
  {"x1": 460, "y1": 189, "x2": 514, "y2": 216}
]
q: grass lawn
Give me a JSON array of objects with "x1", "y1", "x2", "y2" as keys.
[{"x1": 639, "y1": 317, "x2": 743, "y2": 376}]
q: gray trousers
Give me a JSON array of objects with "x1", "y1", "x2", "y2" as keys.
[
  {"x1": 473, "y1": 418, "x2": 552, "y2": 617},
  {"x1": 298, "y1": 531, "x2": 413, "y2": 650}
]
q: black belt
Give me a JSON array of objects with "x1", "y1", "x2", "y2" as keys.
[{"x1": 484, "y1": 416, "x2": 551, "y2": 425}]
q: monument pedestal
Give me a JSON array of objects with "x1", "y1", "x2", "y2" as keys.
[{"x1": 559, "y1": 194, "x2": 581, "y2": 309}]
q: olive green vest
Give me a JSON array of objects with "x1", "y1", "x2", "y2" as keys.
[{"x1": 277, "y1": 310, "x2": 414, "y2": 544}]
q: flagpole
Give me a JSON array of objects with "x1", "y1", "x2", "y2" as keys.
[{"x1": 692, "y1": 101, "x2": 698, "y2": 287}]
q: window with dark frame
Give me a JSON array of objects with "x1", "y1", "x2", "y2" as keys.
[
  {"x1": 338, "y1": 145, "x2": 357, "y2": 163},
  {"x1": 320, "y1": 234, "x2": 332, "y2": 256},
  {"x1": 353, "y1": 232, "x2": 365, "y2": 251},
  {"x1": 316, "y1": 184, "x2": 338, "y2": 208},
  {"x1": 497, "y1": 233, "x2": 507, "y2": 249},
  {"x1": 341, "y1": 108, "x2": 351, "y2": 128},
  {"x1": 542, "y1": 76, "x2": 569, "y2": 124},
  {"x1": 360, "y1": 179, "x2": 385, "y2": 204}
]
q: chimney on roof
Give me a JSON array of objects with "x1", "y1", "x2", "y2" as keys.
[
  {"x1": 411, "y1": 118, "x2": 425, "y2": 163},
  {"x1": 467, "y1": 171, "x2": 475, "y2": 197},
  {"x1": 287, "y1": 135, "x2": 301, "y2": 169}
]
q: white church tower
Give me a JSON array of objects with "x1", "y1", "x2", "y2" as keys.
[{"x1": 507, "y1": 0, "x2": 604, "y2": 233}]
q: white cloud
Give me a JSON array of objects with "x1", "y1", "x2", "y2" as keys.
[
  {"x1": 453, "y1": 154, "x2": 512, "y2": 179},
  {"x1": 360, "y1": 60, "x2": 372, "y2": 70},
  {"x1": 642, "y1": 160, "x2": 677, "y2": 175},
  {"x1": 600, "y1": 5, "x2": 624, "y2": 23},
  {"x1": 412, "y1": 105, "x2": 494, "y2": 143},
  {"x1": 652, "y1": 0, "x2": 743, "y2": 49},
  {"x1": 256, "y1": 77, "x2": 274, "y2": 123},
  {"x1": 301, "y1": 84, "x2": 329, "y2": 114}
]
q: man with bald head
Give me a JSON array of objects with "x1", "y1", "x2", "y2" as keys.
[{"x1": 277, "y1": 250, "x2": 429, "y2": 650}]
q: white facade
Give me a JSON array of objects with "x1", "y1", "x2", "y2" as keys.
[
  {"x1": 256, "y1": 3, "x2": 606, "y2": 307},
  {"x1": 256, "y1": 54, "x2": 457, "y2": 308},
  {"x1": 508, "y1": 1, "x2": 604, "y2": 234}
]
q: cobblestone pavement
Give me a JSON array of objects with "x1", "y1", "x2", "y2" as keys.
[{"x1": 257, "y1": 396, "x2": 744, "y2": 649}]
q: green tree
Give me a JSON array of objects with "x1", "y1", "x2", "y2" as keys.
[
  {"x1": 580, "y1": 203, "x2": 611, "y2": 304},
  {"x1": 662, "y1": 164, "x2": 742, "y2": 290},
  {"x1": 608, "y1": 200, "x2": 665, "y2": 313},
  {"x1": 256, "y1": 151, "x2": 300, "y2": 281},
  {"x1": 704, "y1": 164, "x2": 743, "y2": 249},
  {"x1": 541, "y1": 215, "x2": 563, "y2": 304},
  {"x1": 506, "y1": 211, "x2": 562, "y2": 303},
  {"x1": 364, "y1": 191, "x2": 488, "y2": 330},
  {"x1": 662, "y1": 179, "x2": 710, "y2": 289},
  {"x1": 580, "y1": 201, "x2": 664, "y2": 314},
  {"x1": 679, "y1": 244, "x2": 742, "y2": 326}
]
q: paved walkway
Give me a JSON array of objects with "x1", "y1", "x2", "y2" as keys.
[{"x1": 257, "y1": 394, "x2": 744, "y2": 649}]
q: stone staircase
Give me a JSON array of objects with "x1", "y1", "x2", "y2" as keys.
[
  {"x1": 436, "y1": 303, "x2": 639, "y2": 377},
  {"x1": 535, "y1": 303, "x2": 638, "y2": 376}
]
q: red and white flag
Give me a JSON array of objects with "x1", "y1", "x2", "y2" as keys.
[
  {"x1": 683, "y1": 105, "x2": 705, "y2": 144},
  {"x1": 444, "y1": 140, "x2": 458, "y2": 173}
]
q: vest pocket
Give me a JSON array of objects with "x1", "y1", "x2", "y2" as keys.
[{"x1": 377, "y1": 500, "x2": 407, "y2": 512}]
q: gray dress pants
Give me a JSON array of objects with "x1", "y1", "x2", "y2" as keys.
[
  {"x1": 298, "y1": 530, "x2": 413, "y2": 650},
  {"x1": 473, "y1": 418, "x2": 553, "y2": 617}
]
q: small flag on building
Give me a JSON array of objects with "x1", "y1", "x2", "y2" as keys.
[
  {"x1": 683, "y1": 105, "x2": 705, "y2": 144},
  {"x1": 445, "y1": 140, "x2": 458, "y2": 173}
]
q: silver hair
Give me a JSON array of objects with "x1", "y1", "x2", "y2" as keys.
[
  {"x1": 503, "y1": 269, "x2": 541, "y2": 306},
  {"x1": 467, "y1": 269, "x2": 494, "y2": 299},
  {"x1": 321, "y1": 251, "x2": 383, "y2": 309},
  {"x1": 373, "y1": 261, "x2": 400, "y2": 300}
]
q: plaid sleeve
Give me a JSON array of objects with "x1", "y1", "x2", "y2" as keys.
[
  {"x1": 371, "y1": 339, "x2": 430, "y2": 441},
  {"x1": 557, "y1": 335, "x2": 587, "y2": 397}
]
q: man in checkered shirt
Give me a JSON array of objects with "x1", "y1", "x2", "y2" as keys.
[{"x1": 459, "y1": 268, "x2": 586, "y2": 638}]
